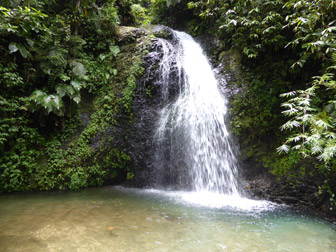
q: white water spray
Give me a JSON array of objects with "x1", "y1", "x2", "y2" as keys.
[{"x1": 154, "y1": 30, "x2": 239, "y2": 196}]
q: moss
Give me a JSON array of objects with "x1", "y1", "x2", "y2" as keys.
[
  {"x1": 116, "y1": 28, "x2": 153, "y2": 118},
  {"x1": 115, "y1": 26, "x2": 143, "y2": 44},
  {"x1": 219, "y1": 50, "x2": 242, "y2": 72}
]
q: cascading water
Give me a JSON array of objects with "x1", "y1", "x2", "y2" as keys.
[{"x1": 153, "y1": 30, "x2": 240, "y2": 196}]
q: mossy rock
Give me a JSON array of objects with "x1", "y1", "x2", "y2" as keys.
[
  {"x1": 115, "y1": 26, "x2": 144, "y2": 44},
  {"x1": 218, "y1": 50, "x2": 242, "y2": 76},
  {"x1": 151, "y1": 25, "x2": 174, "y2": 40}
]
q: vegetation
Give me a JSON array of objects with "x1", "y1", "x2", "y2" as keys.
[{"x1": 0, "y1": 0, "x2": 151, "y2": 191}]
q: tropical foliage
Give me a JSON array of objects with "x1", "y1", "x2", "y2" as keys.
[{"x1": 0, "y1": 0, "x2": 150, "y2": 191}]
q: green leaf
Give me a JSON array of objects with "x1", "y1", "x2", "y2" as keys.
[
  {"x1": 52, "y1": 95, "x2": 63, "y2": 110},
  {"x1": 99, "y1": 54, "x2": 106, "y2": 61},
  {"x1": 67, "y1": 86, "x2": 75, "y2": 96},
  {"x1": 26, "y1": 38, "x2": 34, "y2": 47},
  {"x1": 73, "y1": 96, "x2": 81, "y2": 104},
  {"x1": 30, "y1": 90, "x2": 47, "y2": 105},
  {"x1": 17, "y1": 44, "x2": 30, "y2": 58},
  {"x1": 72, "y1": 61, "x2": 86, "y2": 76},
  {"x1": 40, "y1": 62, "x2": 52, "y2": 75},
  {"x1": 9, "y1": 43, "x2": 18, "y2": 53},
  {"x1": 56, "y1": 84, "x2": 67, "y2": 98},
  {"x1": 71, "y1": 80, "x2": 82, "y2": 91},
  {"x1": 109, "y1": 45, "x2": 120, "y2": 57},
  {"x1": 59, "y1": 74, "x2": 70, "y2": 82}
]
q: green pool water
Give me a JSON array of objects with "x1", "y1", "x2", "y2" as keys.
[{"x1": 0, "y1": 186, "x2": 335, "y2": 252}]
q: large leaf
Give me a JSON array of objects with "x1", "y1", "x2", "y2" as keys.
[
  {"x1": 99, "y1": 54, "x2": 106, "y2": 61},
  {"x1": 43, "y1": 94, "x2": 63, "y2": 113},
  {"x1": 17, "y1": 44, "x2": 31, "y2": 59},
  {"x1": 71, "y1": 80, "x2": 83, "y2": 91},
  {"x1": 17, "y1": 44, "x2": 28, "y2": 58},
  {"x1": 56, "y1": 84, "x2": 67, "y2": 98},
  {"x1": 30, "y1": 90, "x2": 47, "y2": 105},
  {"x1": 67, "y1": 85, "x2": 75, "y2": 96},
  {"x1": 29, "y1": 90, "x2": 63, "y2": 114},
  {"x1": 49, "y1": 47, "x2": 67, "y2": 66},
  {"x1": 51, "y1": 95, "x2": 63, "y2": 110},
  {"x1": 71, "y1": 61, "x2": 86, "y2": 76}
]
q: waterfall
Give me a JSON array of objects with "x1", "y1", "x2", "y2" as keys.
[{"x1": 153, "y1": 30, "x2": 240, "y2": 196}]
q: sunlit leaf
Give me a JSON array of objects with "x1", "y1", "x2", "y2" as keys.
[
  {"x1": 8, "y1": 42, "x2": 18, "y2": 53},
  {"x1": 73, "y1": 96, "x2": 81, "y2": 104},
  {"x1": 71, "y1": 80, "x2": 82, "y2": 91},
  {"x1": 277, "y1": 144, "x2": 290, "y2": 153}
]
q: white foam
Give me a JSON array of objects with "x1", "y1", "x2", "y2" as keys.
[
  {"x1": 116, "y1": 187, "x2": 278, "y2": 212},
  {"x1": 178, "y1": 191, "x2": 277, "y2": 211}
]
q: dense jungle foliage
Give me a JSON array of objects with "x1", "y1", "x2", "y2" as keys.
[
  {"x1": 0, "y1": 0, "x2": 335, "y2": 211},
  {"x1": 0, "y1": 0, "x2": 150, "y2": 191}
]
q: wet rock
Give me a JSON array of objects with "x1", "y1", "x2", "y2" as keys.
[
  {"x1": 213, "y1": 50, "x2": 243, "y2": 99},
  {"x1": 242, "y1": 166, "x2": 336, "y2": 220},
  {"x1": 195, "y1": 34, "x2": 220, "y2": 57},
  {"x1": 152, "y1": 25, "x2": 174, "y2": 40},
  {"x1": 279, "y1": 196, "x2": 299, "y2": 204},
  {"x1": 78, "y1": 90, "x2": 95, "y2": 129}
]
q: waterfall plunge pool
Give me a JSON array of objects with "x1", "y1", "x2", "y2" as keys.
[{"x1": 0, "y1": 186, "x2": 335, "y2": 252}]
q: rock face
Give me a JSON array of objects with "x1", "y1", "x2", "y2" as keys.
[
  {"x1": 120, "y1": 26, "x2": 179, "y2": 187},
  {"x1": 244, "y1": 166, "x2": 336, "y2": 220}
]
